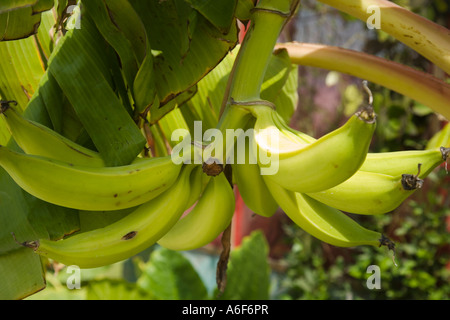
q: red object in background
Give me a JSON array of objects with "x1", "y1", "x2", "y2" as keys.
[{"x1": 231, "y1": 188, "x2": 291, "y2": 259}]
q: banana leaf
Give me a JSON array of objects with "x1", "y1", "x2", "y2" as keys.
[
  {"x1": 47, "y1": 13, "x2": 147, "y2": 166},
  {"x1": 31, "y1": 0, "x2": 53, "y2": 14},
  {"x1": 129, "y1": 0, "x2": 238, "y2": 115},
  {"x1": 0, "y1": 0, "x2": 38, "y2": 13},
  {"x1": 0, "y1": 0, "x2": 54, "y2": 41},
  {"x1": 185, "y1": 0, "x2": 238, "y2": 34},
  {"x1": 82, "y1": 0, "x2": 147, "y2": 93}
]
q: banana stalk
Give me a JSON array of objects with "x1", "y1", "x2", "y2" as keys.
[
  {"x1": 203, "y1": 0, "x2": 300, "y2": 173},
  {"x1": 316, "y1": 0, "x2": 450, "y2": 75}
]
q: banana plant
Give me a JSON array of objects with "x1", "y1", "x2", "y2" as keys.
[{"x1": 0, "y1": 0, "x2": 449, "y2": 300}]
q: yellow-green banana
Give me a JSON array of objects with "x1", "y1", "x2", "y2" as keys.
[
  {"x1": 426, "y1": 123, "x2": 450, "y2": 150},
  {"x1": 24, "y1": 165, "x2": 195, "y2": 268},
  {"x1": 185, "y1": 165, "x2": 211, "y2": 209},
  {"x1": 307, "y1": 147, "x2": 449, "y2": 215},
  {"x1": 233, "y1": 161, "x2": 279, "y2": 217},
  {"x1": 272, "y1": 108, "x2": 449, "y2": 176},
  {"x1": 263, "y1": 176, "x2": 394, "y2": 249},
  {"x1": 359, "y1": 147, "x2": 449, "y2": 176},
  {"x1": 232, "y1": 119, "x2": 279, "y2": 217},
  {"x1": 249, "y1": 105, "x2": 376, "y2": 193},
  {"x1": 0, "y1": 145, "x2": 182, "y2": 211},
  {"x1": 0, "y1": 102, "x2": 105, "y2": 167},
  {"x1": 157, "y1": 171, "x2": 235, "y2": 251}
]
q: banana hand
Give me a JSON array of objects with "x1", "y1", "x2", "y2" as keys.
[
  {"x1": 157, "y1": 171, "x2": 235, "y2": 251},
  {"x1": 23, "y1": 165, "x2": 195, "y2": 268},
  {"x1": 0, "y1": 145, "x2": 182, "y2": 211},
  {"x1": 250, "y1": 105, "x2": 376, "y2": 193},
  {"x1": 307, "y1": 148, "x2": 449, "y2": 215},
  {"x1": 264, "y1": 175, "x2": 394, "y2": 249},
  {"x1": 271, "y1": 108, "x2": 449, "y2": 176},
  {"x1": 0, "y1": 101, "x2": 105, "y2": 167}
]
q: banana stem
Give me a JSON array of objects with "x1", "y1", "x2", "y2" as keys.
[
  {"x1": 204, "y1": 0, "x2": 298, "y2": 173},
  {"x1": 316, "y1": 0, "x2": 450, "y2": 75},
  {"x1": 276, "y1": 42, "x2": 450, "y2": 120}
]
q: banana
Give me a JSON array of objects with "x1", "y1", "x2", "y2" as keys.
[
  {"x1": 185, "y1": 165, "x2": 211, "y2": 209},
  {"x1": 271, "y1": 108, "x2": 450, "y2": 176},
  {"x1": 20, "y1": 165, "x2": 196, "y2": 268},
  {"x1": 306, "y1": 156, "x2": 447, "y2": 215},
  {"x1": 426, "y1": 122, "x2": 450, "y2": 150},
  {"x1": 0, "y1": 145, "x2": 182, "y2": 211},
  {"x1": 157, "y1": 171, "x2": 235, "y2": 251},
  {"x1": 263, "y1": 175, "x2": 395, "y2": 250},
  {"x1": 0, "y1": 101, "x2": 105, "y2": 167},
  {"x1": 231, "y1": 118, "x2": 279, "y2": 217},
  {"x1": 233, "y1": 161, "x2": 279, "y2": 217},
  {"x1": 247, "y1": 104, "x2": 376, "y2": 193},
  {"x1": 359, "y1": 147, "x2": 449, "y2": 176}
]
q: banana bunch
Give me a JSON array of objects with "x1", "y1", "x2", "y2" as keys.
[
  {"x1": 1, "y1": 101, "x2": 236, "y2": 268},
  {"x1": 233, "y1": 97, "x2": 448, "y2": 254},
  {"x1": 2, "y1": 94, "x2": 448, "y2": 268}
]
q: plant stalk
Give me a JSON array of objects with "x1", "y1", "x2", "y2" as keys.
[{"x1": 204, "y1": 0, "x2": 298, "y2": 171}]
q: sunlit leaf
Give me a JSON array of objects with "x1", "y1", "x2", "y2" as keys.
[{"x1": 47, "y1": 15, "x2": 147, "y2": 166}]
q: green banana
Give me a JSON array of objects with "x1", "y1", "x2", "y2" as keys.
[
  {"x1": 263, "y1": 175, "x2": 394, "y2": 249},
  {"x1": 185, "y1": 165, "x2": 211, "y2": 209},
  {"x1": 426, "y1": 122, "x2": 450, "y2": 150},
  {"x1": 0, "y1": 145, "x2": 182, "y2": 211},
  {"x1": 272, "y1": 108, "x2": 449, "y2": 176},
  {"x1": 359, "y1": 147, "x2": 449, "y2": 176},
  {"x1": 21, "y1": 165, "x2": 195, "y2": 268},
  {"x1": 0, "y1": 101, "x2": 105, "y2": 167},
  {"x1": 232, "y1": 118, "x2": 279, "y2": 217},
  {"x1": 233, "y1": 161, "x2": 279, "y2": 217},
  {"x1": 248, "y1": 104, "x2": 376, "y2": 193},
  {"x1": 157, "y1": 171, "x2": 235, "y2": 251},
  {"x1": 308, "y1": 148, "x2": 450, "y2": 215}
]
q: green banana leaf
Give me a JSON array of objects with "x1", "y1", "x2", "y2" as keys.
[
  {"x1": 215, "y1": 230, "x2": 270, "y2": 300},
  {"x1": 0, "y1": 0, "x2": 53, "y2": 41},
  {"x1": 47, "y1": 12, "x2": 147, "y2": 166},
  {"x1": 185, "y1": 0, "x2": 238, "y2": 34},
  {"x1": 137, "y1": 247, "x2": 209, "y2": 300},
  {"x1": 129, "y1": 0, "x2": 238, "y2": 113},
  {"x1": 82, "y1": 0, "x2": 147, "y2": 94},
  {"x1": 0, "y1": 0, "x2": 38, "y2": 13},
  {"x1": 0, "y1": 248, "x2": 45, "y2": 300}
]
